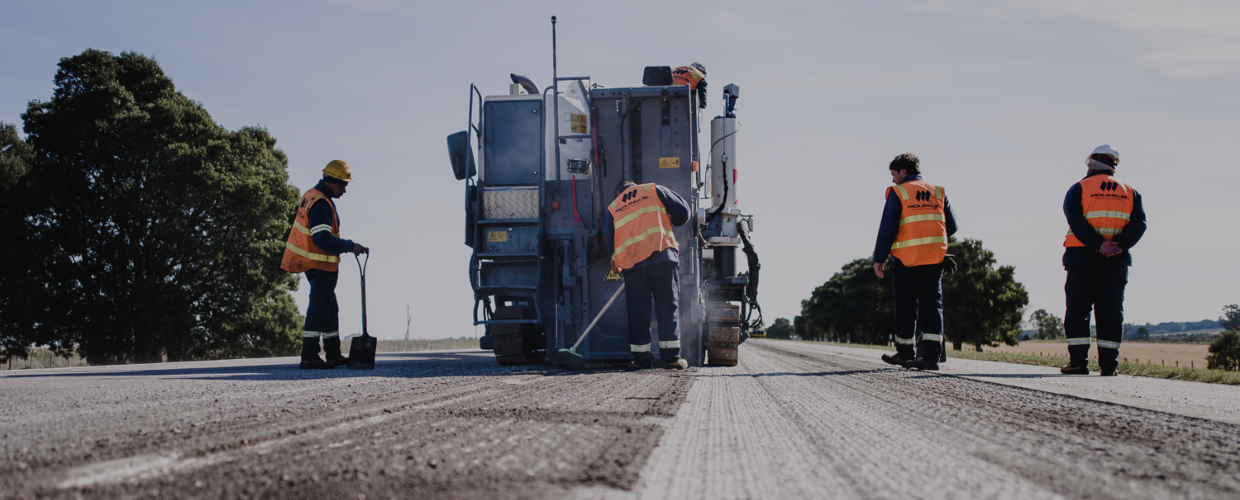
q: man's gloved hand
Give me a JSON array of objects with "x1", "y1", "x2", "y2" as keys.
[{"x1": 943, "y1": 254, "x2": 958, "y2": 275}]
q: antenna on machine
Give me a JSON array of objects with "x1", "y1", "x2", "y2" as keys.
[{"x1": 551, "y1": 16, "x2": 558, "y2": 85}]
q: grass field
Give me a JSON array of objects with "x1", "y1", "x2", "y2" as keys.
[
  {"x1": 794, "y1": 339, "x2": 1240, "y2": 385},
  {"x1": 984, "y1": 340, "x2": 1210, "y2": 368}
]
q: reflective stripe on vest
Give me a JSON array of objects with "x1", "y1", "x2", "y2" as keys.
[
  {"x1": 671, "y1": 66, "x2": 705, "y2": 89},
  {"x1": 1064, "y1": 175, "x2": 1134, "y2": 248},
  {"x1": 609, "y1": 184, "x2": 679, "y2": 272},
  {"x1": 281, "y1": 188, "x2": 341, "y2": 273},
  {"x1": 887, "y1": 180, "x2": 948, "y2": 267}
]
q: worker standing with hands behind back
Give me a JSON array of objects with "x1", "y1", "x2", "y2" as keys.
[
  {"x1": 873, "y1": 153, "x2": 958, "y2": 371},
  {"x1": 281, "y1": 160, "x2": 369, "y2": 370},
  {"x1": 605, "y1": 181, "x2": 691, "y2": 370},
  {"x1": 1060, "y1": 145, "x2": 1146, "y2": 376}
]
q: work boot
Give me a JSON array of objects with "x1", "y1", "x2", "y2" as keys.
[
  {"x1": 904, "y1": 357, "x2": 939, "y2": 371},
  {"x1": 662, "y1": 358, "x2": 688, "y2": 370},
  {"x1": 300, "y1": 337, "x2": 334, "y2": 369},
  {"x1": 299, "y1": 356, "x2": 335, "y2": 370},
  {"x1": 881, "y1": 352, "x2": 911, "y2": 367},
  {"x1": 1060, "y1": 363, "x2": 1090, "y2": 375},
  {"x1": 323, "y1": 337, "x2": 347, "y2": 367}
]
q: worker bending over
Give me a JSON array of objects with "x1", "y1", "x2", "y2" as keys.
[
  {"x1": 874, "y1": 153, "x2": 958, "y2": 371},
  {"x1": 1060, "y1": 145, "x2": 1146, "y2": 376},
  {"x1": 281, "y1": 160, "x2": 369, "y2": 370},
  {"x1": 672, "y1": 63, "x2": 708, "y2": 109},
  {"x1": 605, "y1": 181, "x2": 691, "y2": 369}
]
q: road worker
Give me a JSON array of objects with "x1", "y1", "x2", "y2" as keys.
[
  {"x1": 604, "y1": 180, "x2": 691, "y2": 369},
  {"x1": 873, "y1": 153, "x2": 958, "y2": 371},
  {"x1": 672, "y1": 63, "x2": 708, "y2": 108},
  {"x1": 1060, "y1": 145, "x2": 1146, "y2": 376},
  {"x1": 281, "y1": 160, "x2": 369, "y2": 370}
]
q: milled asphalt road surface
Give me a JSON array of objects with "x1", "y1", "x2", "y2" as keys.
[{"x1": 3, "y1": 340, "x2": 1239, "y2": 499}]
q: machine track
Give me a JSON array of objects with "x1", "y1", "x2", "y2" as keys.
[{"x1": 704, "y1": 303, "x2": 740, "y2": 366}]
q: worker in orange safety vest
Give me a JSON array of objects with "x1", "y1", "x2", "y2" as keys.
[
  {"x1": 873, "y1": 153, "x2": 958, "y2": 371},
  {"x1": 672, "y1": 63, "x2": 708, "y2": 109},
  {"x1": 604, "y1": 181, "x2": 691, "y2": 369},
  {"x1": 281, "y1": 160, "x2": 369, "y2": 369},
  {"x1": 1060, "y1": 145, "x2": 1146, "y2": 376}
]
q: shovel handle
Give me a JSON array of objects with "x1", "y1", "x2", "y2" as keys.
[
  {"x1": 356, "y1": 253, "x2": 369, "y2": 336},
  {"x1": 570, "y1": 283, "x2": 625, "y2": 351}
]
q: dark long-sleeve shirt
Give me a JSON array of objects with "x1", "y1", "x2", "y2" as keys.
[
  {"x1": 308, "y1": 180, "x2": 356, "y2": 258},
  {"x1": 873, "y1": 174, "x2": 958, "y2": 264},
  {"x1": 604, "y1": 184, "x2": 691, "y2": 270},
  {"x1": 1062, "y1": 170, "x2": 1146, "y2": 266}
]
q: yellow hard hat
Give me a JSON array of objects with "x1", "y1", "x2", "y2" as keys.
[{"x1": 323, "y1": 159, "x2": 353, "y2": 182}]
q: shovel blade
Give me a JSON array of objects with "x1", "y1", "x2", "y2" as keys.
[{"x1": 347, "y1": 333, "x2": 377, "y2": 370}]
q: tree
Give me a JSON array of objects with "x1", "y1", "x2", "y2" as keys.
[
  {"x1": 766, "y1": 317, "x2": 794, "y2": 339},
  {"x1": 0, "y1": 122, "x2": 33, "y2": 193},
  {"x1": 1221, "y1": 304, "x2": 1240, "y2": 331},
  {"x1": 1207, "y1": 331, "x2": 1240, "y2": 371},
  {"x1": 1, "y1": 49, "x2": 302, "y2": 364},
  {"x1": 1026, "y1": 309, "x2": 1065, "y2": 340},
  {"x1": 1129, "y1": 326, "x2": 1150, "y2": 340},
  {"x1": 942, "y1": 238, "x2": 1029, "y2": 351},
  {"x1": 798, "y1": 259, "x2": 893, "y2": 344}
]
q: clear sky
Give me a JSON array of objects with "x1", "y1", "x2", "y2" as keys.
[{"x1": 4, "y1": 0, "x2": 1238, "y2": 341}]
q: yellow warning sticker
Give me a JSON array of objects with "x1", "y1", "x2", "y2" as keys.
[
  {"x1": 659, "y1": 157, "x2": 680, "y2": 169},
  {"x1": 487, "y1": 230, "x2": 508, "y2": 242},
  {"x1": 604, "y1": 269, "x2": 624, "y2": 282},
  {"x1": 570, "y1": 114, "x2": 587, "y2": 134}
]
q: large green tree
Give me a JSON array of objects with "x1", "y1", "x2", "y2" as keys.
[
  {"x1": 943, "y1": 239, "x2": 1029, "y2": 351},
  {"x1": 798, "y1": 238, "x2": 1027, "y2": 351},
  {"x1": 1, "y1": 49, "x2": 302, "y2": 364},
  {"x1": 1220, "y1": 304, "x2": 1240, "y2": 331},
  {"x1": 798, "y1": 258, "x2": 893, "y2": 344}
]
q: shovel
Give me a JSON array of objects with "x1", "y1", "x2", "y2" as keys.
[{"x1": 348, "y1": 252, "x2": 377, "y2": 370}]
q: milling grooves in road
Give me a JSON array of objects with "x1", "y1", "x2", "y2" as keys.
[
  {"x1": 611, "y1": 340, "x2": 1240, "y2": 500},
  {"x1": 2, "y1": 341, "x2": 1239, "y2": 500},
  {"x1": 1, "y1": 352, "x2": 689, "y2": 500}
]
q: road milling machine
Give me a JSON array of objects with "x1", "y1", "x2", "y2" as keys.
[{"x1": 446, "y1": 21, "x2": 763, "y2": 367}]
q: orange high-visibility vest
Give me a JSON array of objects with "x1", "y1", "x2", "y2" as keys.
[
  {"x1": 887, "y1": 180, "x2": 948, "y2": 267},
  {"x1": 609, "y1": 184, "x2": 679, "y2": 272},
  {"x1": 281, "y1": 187, "x2": 341, "y2": 273},
  {"x1": 671, "y1": 66, "x2": 705, "y2": 89},
  {"x1": 1064, "y1": 175, "x2": 1134, "y2": 247}
]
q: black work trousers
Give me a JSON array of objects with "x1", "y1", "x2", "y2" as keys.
[
  {"x1": 891, "y1": 259, "x2": 944, "y2": 362},
  {"x1": 1064, "y1": 265, "x2": 1127, "y2": 371},
  {"x1": 622, "y1": 261, "x2": 681, "y2": 361},
  {"x1": 304, "y1": 269, "x2": 340, "y2": 338}
]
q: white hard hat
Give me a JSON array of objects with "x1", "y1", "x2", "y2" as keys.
[{"x1": 1090, "y1": 144, "x2": 1119, "y2": 164}]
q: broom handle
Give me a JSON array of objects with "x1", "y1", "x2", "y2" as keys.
[{"x1": 571, "y1": 283, "x2": 625, "y2": 351}]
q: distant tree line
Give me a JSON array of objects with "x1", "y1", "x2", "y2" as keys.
[
  {"x1": 0, "y1": 50, "x2": 303, "y2": 365},
  {"x1": 788, "y1": 238, "x2": 1028, "y2": 352}
]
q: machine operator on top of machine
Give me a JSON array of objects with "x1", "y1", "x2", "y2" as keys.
[
  {"x1": 672, "y1": 63, "x2": 708, "y2": 109},
  {"x1": 604, "y1": 181, "x2": 691, "y2": 370},
  {"x1": 281, "y1": 160, "x2": 369, "y2": 370},
  {"x1": 873, "y1": 153, "x2": 958, "y2": 371},
  {"x1": 1059, "y1": 145, "x2": 1147, "y2": 376}
]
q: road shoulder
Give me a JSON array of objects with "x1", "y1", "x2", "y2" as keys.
[{"x1": 778, "y1": 340, "x2": 1240, "y2": 425}]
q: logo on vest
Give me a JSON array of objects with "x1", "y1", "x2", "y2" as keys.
[
  {"x1": 1100, "y1": 181, "x2": 1118, "y2": 191},
  {"x1": 622, "y1": 190, "x2": 638, "y2": 203},
  {"x1": 915, "y1": 190, "x2": 933, "y2": 202}
]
